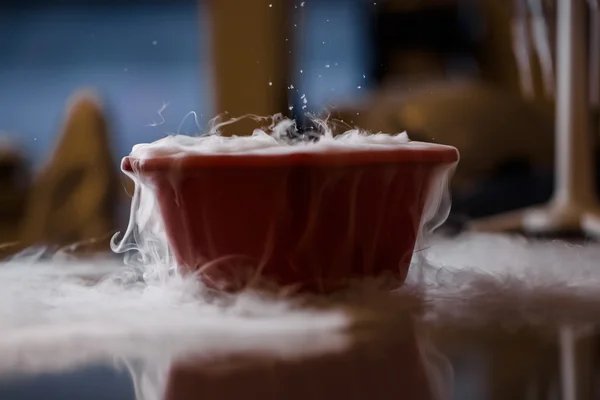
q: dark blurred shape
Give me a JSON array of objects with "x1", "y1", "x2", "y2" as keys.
[
  {"x1": 0, "y1": 143, "x2": 30, "y2": 256},
  {"x1": 372, "y1": 0, "x2": 480, "y2": 84}
]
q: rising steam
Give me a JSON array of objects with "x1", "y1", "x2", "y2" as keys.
[{"x1": 110, "y1": 113, "x2": 427, "y2": 286}]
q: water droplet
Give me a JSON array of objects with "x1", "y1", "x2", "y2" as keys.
[
  {"x1": 152, "y1": 40, "x2": 158, "y2": 45},
  {"x1": 124, "y1": 68, "x2": 128, "y2": 72},
  {"x1": 285, "y1": 38, "x2": 289, "y2": 41},
  {"x1": 289, "y1": 84, "x2": 295, "y2": 89},
  {"x1": 300, "y1": 69, "x2": 303, "y2": 73},
  {"x1": 326, "y1": 19, "x2": 330, "y2": 22},
  {"x1": 289, "y1": 106, "x2": 294, "y2": 110},
  {"x1": 363, "y1": 74, "x2": 366, "y2": 79},
  {"x1": 294, "y1": 24, "x2": 297, "y2": 27},
  {"x1": 302, "y1": 105, "x2": 307, "y2": 109},
  {"x1": 322, "y1": 41, "x2": 325, "y2": 44},
  {"x1": 357, "y1": 85, "x2": 362, "y2": 89},
  {"x1": 269, "y1": 82, "x2": 273, "y2": 86},
  {"x1": 301, "y1": 94, "x2": 306, "y2": 99},
  {"x1": 303, "y1": 97, "x2": 308, "y2": 104},
  {"x1": 300, "y1": 1, "x2": 305, "y2": 6},
  {"x1": 269, "y1": 3, "x2": 272, "y2": 7},
  {"x1": 325, "y1": 64, "x2": 330, "y2": 68},
  {"x1": 335, "y1": 62, "x2": 339, "y2": 66},
  {"x1": 318, "y1": 74, "x2": 322, "y2": 78}
]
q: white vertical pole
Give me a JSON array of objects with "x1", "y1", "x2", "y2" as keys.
[
  {"x1": 553, "y1": 0, "x2": 595, "y2": 208},
  {"x1": 471, "y1": 0, "x2": 600, "y2": 235},
  {"x1": 560, "y1": 326, "x2": 594, "y2": 400}
]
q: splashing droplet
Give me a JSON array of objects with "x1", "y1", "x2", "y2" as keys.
[{"x1": 288, "y1": 84, "x2": 295, "y2": 89}]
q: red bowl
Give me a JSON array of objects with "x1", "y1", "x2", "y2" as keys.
[{"x1": 123, "y1": 142, "x2": 458, "y2": 292}]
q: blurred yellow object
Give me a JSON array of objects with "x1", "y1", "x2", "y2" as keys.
[
  {"x1": 18, "y1": 90, "x2": 119, "y2": 254},
  {"x1": 337, "y1": 80, "x2": 554, "y2": 190}
]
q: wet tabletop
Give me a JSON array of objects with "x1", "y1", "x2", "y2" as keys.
[{"x1": 2, "y1": 233, "x2": 600, "y2": 399}]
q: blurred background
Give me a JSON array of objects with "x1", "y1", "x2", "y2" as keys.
[
  {"x1": 1, "y1": 1, "x2": 599, "y2": 399},
  {"x1": 0, "y1": 0, "x2": 595, "y2": 254}
]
